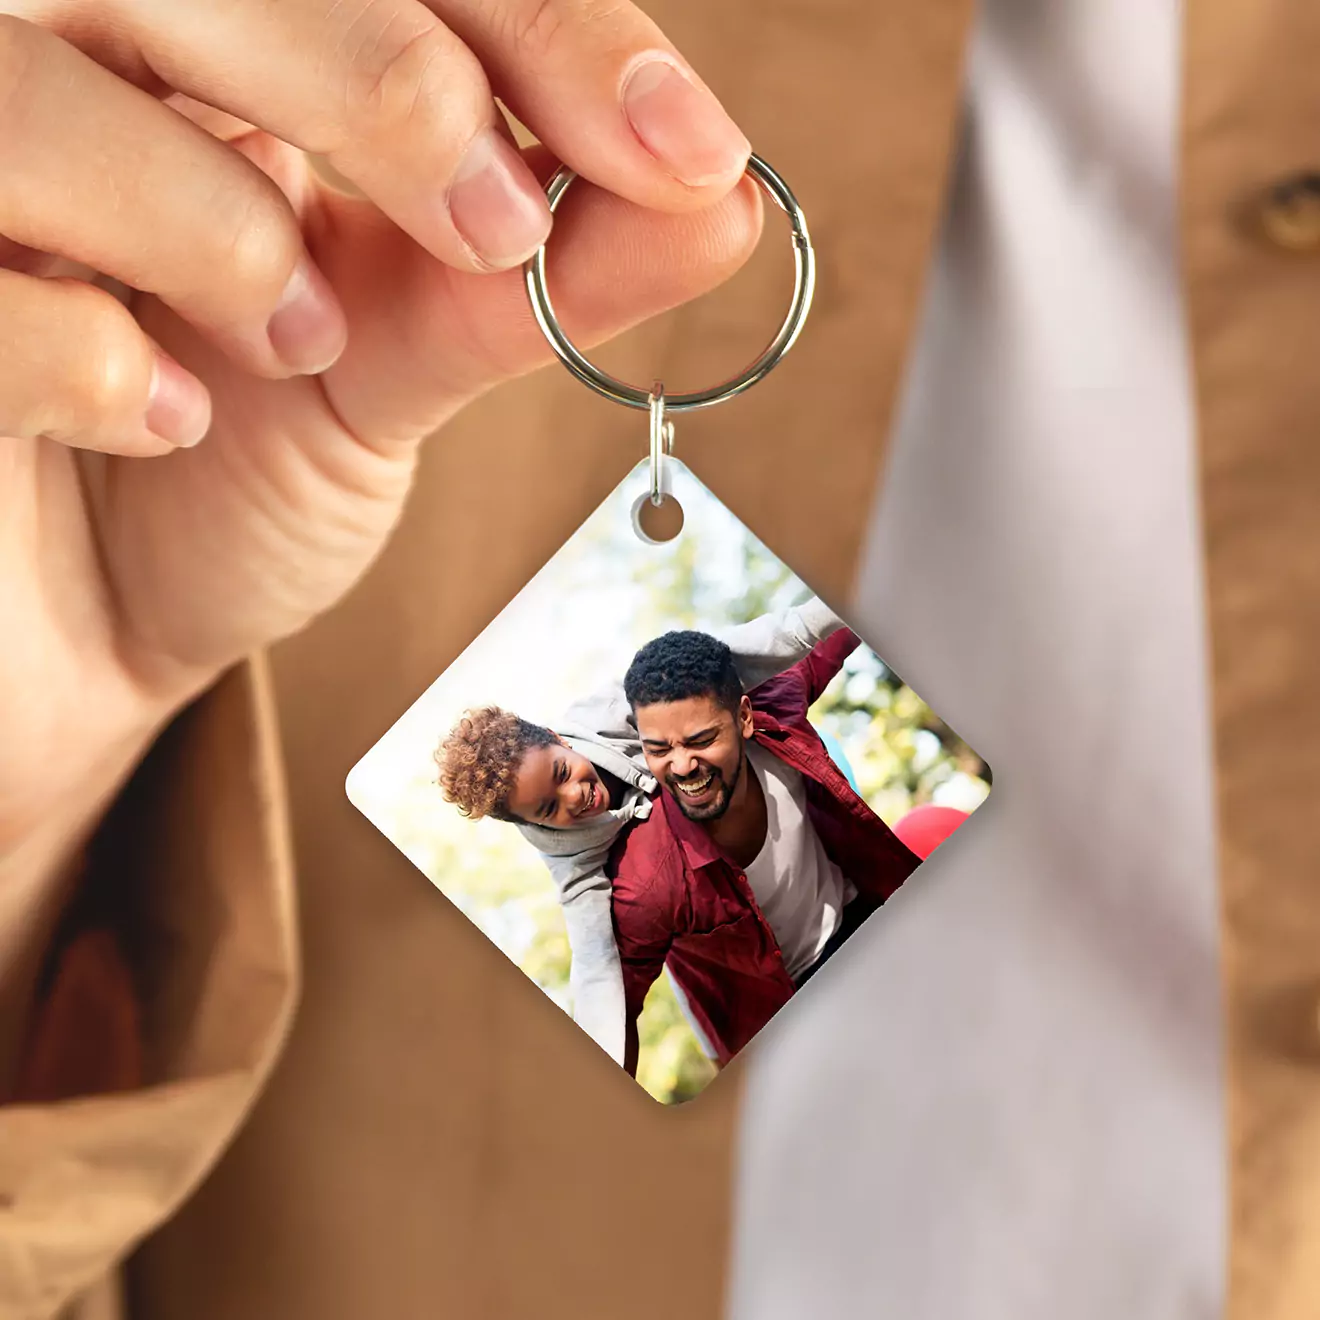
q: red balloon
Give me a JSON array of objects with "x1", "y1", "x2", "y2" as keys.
[{"x1": 892, "y1": 804, "x2": 970, "y2": 860}]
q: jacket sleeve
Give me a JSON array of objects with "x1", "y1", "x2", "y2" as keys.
[
  {"x1": 557, "y1": 881, "x2": 627, "y2": 1067},
  {"x1": 713, "y1": 595, "x2": 846, "y2": 691},
  {"x1": 559, "y1": 684, "x2": 640, "y2": 760},
  {"x1": 519, "y1": 819, "x2": 630, "y2": 1064},
  {"x1": 800, "y1": 627, "x2": 862, "y2": 704},
  {"x1": 751, "y1": 628, "x2": 863, "y2": 725},
  {"x1": 0, "y1": 657, "x2": 297, "y2": 1320}
]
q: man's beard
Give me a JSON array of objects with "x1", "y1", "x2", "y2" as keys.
[{"x1": 667, "y1": 744, "x2": 745, "y2": 822}]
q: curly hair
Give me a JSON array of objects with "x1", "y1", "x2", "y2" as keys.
[
  {"x1": 624, "y1": 630, "x2": 743, "y2": 713},
  {"x1": 435, "y1": 706, "x2": 558, "y2": 822}
]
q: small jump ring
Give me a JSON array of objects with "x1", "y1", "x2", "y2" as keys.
[
  {"x1": 524, "y1": 154, "x2": 815, "y2": 415},
  {"x1": 648, "y1": 383, "x2": 675, "y2": 506}
]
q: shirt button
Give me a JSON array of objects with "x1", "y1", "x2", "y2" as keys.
[{"x1": 1257, "y1": 172, "x2": 1320, "y2": 251}]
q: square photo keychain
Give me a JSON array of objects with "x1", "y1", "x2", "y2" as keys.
[{"x1": 347, "y1": 156, "x2": 990, "y2": 1104}]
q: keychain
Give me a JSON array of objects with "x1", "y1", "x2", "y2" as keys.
[
  {"x1": 348, "y1": 155, "x2": 988, "y2": 1104},
  {"x1": 525, "y1": 153, "x2": 816, "y2": 529}
]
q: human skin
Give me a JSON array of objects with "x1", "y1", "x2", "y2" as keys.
[
  {"x1": 505, "y1": 740, "x2": 612, "y2": 828},
  {"x1": 0, "y1": 0, "x2": 762, "y2": 1078},
  {"x1": 636, "y1": 692, "x2": 771, "y2": 872}
]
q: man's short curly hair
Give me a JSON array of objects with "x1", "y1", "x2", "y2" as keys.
[
  {"x1": 624, "y1": 630, "x2": 743, "y2": 714},
  {"x1": 435, "y1": 706, "x2": 558, "y2": 822}
]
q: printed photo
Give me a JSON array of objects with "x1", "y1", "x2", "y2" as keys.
[{"x1": 348, "y1": 460, "x2": 989, "y2": 1103}]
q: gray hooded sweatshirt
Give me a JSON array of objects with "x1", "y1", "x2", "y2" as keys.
[{"x1": 514, "y1": 596, "x2": 844, "y2": 1064}]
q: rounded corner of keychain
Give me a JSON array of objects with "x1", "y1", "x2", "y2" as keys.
[{"x1": 347, "y1": 458, "x2": 991, "y2": 1107}]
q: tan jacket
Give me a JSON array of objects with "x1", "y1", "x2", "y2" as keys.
[{"x1": 2, "y1": 1, "x2": 1318, "y2": 1316}]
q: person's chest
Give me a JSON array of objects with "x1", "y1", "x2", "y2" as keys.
[
  {"x1": 706, "y1": 773, "x2": 770, "y2": 873},
  {"x1": 670, "y1": 854, "x2": 790, "y2": 989},
  {"x1": 628, "y1": 809, "x2": 778, "y2": 954},
  {"x1": 668, "y1": 749, "x2": 847, "y2": 917},
  {"x1": 677, "y1": 854, "x2": 768, "y2": 939},
  {"x1": 738, "y1": 748, "x2": 820, "y2": 904}
]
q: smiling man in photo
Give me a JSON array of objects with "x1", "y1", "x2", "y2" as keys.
[{"x1": 610, "y1": 627, "x2": 921, "y2": 1076}]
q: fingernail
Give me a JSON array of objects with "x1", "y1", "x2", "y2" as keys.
[
  {"x1": 267, "y1": 257, "x2": 348, "y2": 374},
  {"x1": 623, "y1": 58, "x2": 750, "y2": 188},
  {"x1": 146, "y1": 351, "x2": 211, "y2": 448},
  {"x1": 449, "y1": 129, "x2": 553, "y2": 269}
]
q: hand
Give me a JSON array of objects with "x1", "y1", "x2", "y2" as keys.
[{"x1": 0, "y1": 0, "x2": 762, "y2": 883}]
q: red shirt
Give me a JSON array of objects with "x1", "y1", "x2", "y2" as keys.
[{"x1": 608, "y1": 629, "x2": 921, "y2": 1074}]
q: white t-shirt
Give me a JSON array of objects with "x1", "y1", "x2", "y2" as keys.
[
  {"x1": 741, "y1": 743, "x2": 852, "y2": 981},
  {"x1": 730, "y1": 3, "x2": 1224, "y2": 1318}
]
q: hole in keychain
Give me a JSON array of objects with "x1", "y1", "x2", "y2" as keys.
[
  {"x1": 524, "y1": 152, "x2": 816, "y2": 547},
  {"x1": 631, "y1": 494, "x2": 683, "y2": 544}
]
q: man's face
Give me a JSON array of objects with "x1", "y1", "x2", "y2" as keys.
[
  {"x1": 635, "y1": 694, "x2": 754, "y2": 822},
  {"x1": 505, "y1": 740, "x2": 611, "y2": 829}
]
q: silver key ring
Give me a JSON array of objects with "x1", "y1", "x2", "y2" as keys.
[{"x1": 524, "y1": 153, "x2": 816, "y2": 414}]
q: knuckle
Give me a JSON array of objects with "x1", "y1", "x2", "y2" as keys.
[
  {"x1": 502, "y1": 0, "x2": 630, "y2": 59},
  {"x1": 217, "y1": 192, "x2": 302, "y2": 305},
  {"x1": 59, "y1": 289, "x2": 146, "y2": 425},
  {"x1": 504, "y1": 0, "x2": 568, "y2": 58},
  {"x1": 348, "y1": 17, "x2": 480, "y2": 138}
]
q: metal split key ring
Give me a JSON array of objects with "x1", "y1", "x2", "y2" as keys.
[{"x1": 524, "y1": 153, "x2": 816, "y2": 503}]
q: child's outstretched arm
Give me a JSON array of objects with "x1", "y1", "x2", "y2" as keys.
[
  {"x1": 538, "y1": 847, "x2": 628, "y2": 1066},
  {"x1": 715, "y1": 594, "x2": 845, "y2": 691}
]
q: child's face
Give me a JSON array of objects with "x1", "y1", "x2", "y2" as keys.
[{"x1": 504, "y1": 740, "x2": 611, "y2": 829}]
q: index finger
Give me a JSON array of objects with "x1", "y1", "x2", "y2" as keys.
[{"x1": 102, "y1": 0, "x2": 553, "y2": 271}]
